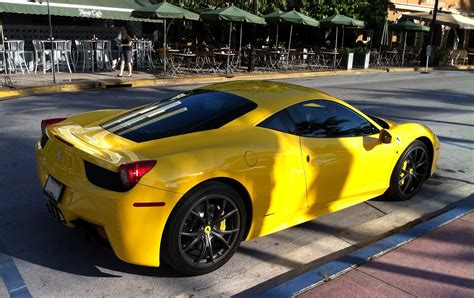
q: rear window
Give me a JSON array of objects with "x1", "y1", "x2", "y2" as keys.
[{"x1": 101, "y1": 90, "x2": 257, "y2": 143}]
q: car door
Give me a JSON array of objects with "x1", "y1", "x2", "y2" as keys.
[
  {"x1": 286, "y1": 100, "x2": 395, "y2": 212},
  {"x1": 254, "y1": 110, "x2": 308, "y2": 235}
]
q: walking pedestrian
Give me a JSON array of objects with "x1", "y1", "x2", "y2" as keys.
[{"x1": 118, "y1": 26, "x2": 133, "y2": 77}]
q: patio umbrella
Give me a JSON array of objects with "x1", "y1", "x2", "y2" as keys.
[
  {"x1": 320, "y1": 14, "x2": 365, "y2": 69},
  {"x1": 389, "y1": 20, "x2": 430, "y2": 66},
  {"x1": 131, "y1": 0, "x2": 199, "y2": 76},
  {"x1": 265, "y1": 10, "x2": 319, "y2": 66},
  {"x1": 201, "y1": 4, "x2": 265, "y2": 76},
  {"x1": 264, "y1": 10, "x2": 285, "y2": 48}
]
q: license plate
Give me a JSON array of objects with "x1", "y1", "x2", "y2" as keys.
[{"x1": 43, "y1": 176, "x2": 64, "y2": 203}]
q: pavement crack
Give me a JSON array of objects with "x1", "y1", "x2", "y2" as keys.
[
  {"x1": 364, "y1": 201, "x2": 388, "y2": 215},
  {"x1": 356, "y1": 268, "x2": 416, "y2": 297}
]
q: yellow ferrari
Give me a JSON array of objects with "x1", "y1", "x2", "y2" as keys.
[{"x1": 36, "y1": 81, "x2": 439, "y2": 275}]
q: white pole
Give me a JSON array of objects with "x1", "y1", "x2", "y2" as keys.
[
  {"x1": 239, "y1": 23, "x2": 243, "y2": 51},
  {"x1": 163, "y1": 18, "x2": 167, "y2": 76},
  {"x1": 0, "y1": 18, "x2": 6, "y2": 78},
  {"x1": 342, "y1": 26, "x2": 345, "y2": 48},
  {"x1": 226, "y1": 21, "x2": 232, "y2": 76},
  {"x1": 334, "y1": 26, "x2": 338, "y2": 70},
  {"x1": 275, "y1": 24, "x2": 279, "y2": 48},
  {"x1": 47, "y1": 0, "x2": 56, "y2": 83},
  {"x1": 287, "y1": 24, "x2": 293, "y2": 69},
  {"x1": 402, "y1": 31, "x2": 407, "y2": 67}
]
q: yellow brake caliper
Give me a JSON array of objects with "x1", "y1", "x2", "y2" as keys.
[
  {"x1": 400, "y1": 160, "x2": 408, "y2": 185},
  {"x1": 219, "y1": 207, "x2": 226, "y2": 231}
]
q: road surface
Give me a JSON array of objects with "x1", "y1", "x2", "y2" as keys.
[{"x1": 0, "y1": 70, "x2": 472, "y2": 296}]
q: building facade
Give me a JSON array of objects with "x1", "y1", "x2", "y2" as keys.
[{"x1": 388, "y1": 1, "x2": 473, "y2": 21}]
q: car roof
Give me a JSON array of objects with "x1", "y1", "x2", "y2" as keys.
[{"x1": 200, "y1": 80, "x2": 339, "y2": 126}]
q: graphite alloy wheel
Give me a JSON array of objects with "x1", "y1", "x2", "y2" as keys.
[
  {"x1": 385, "y1": 140, "x2": 431, "y2": 201},
  {"x1": 162, "y1": 182, "x2": 246, "y2": 275}
]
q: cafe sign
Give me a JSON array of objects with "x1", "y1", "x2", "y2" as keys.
[{"x1": 78, "y1": 8, "x2": 103, "y2": 18}]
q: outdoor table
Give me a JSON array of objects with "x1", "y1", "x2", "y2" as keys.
[
  {"x1": 370, "y1": 51, "x2": 380, "y2": 67},
  {"x1": 268, "y1": 51, "x2": 289, "y2": 70},
  {"x1": 214, "y1": 52, "x2": 235, "y2": 71},
  {"x1": 300, "y1": 52, "x2": 317, "y2": 68},
  {"x1": 386, "y1": 50, "x2": 399, "y2": 66},
  {"x1": 172, "y1": 52, "x2": 196, "y2": 75},
  {"x1": 324, "y1": 51, "x2": 341, "y2": 69}
]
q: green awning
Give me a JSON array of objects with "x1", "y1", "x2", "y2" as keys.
[
  {"x1": 200, "y1": 5, "x2": 266, "y2": 24},
  {"x1": 0, "y1": 0, "x2": 162, "y2": 23},
  {"x1": 131, "y1": 1, "x2": 199, "y2": 21},
  {"x1": 389, "y1": 20, "x2": 430, "y2": 32},
  {"x1": 320, "y1": 14, "x2": 365, "y2": 28},
  {"x1": 265, "y1": 10, "x2": 319, "y2": 27}
]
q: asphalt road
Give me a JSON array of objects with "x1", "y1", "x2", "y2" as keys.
[{"x1": 0, "y1": 70, "x2": 473, "y2": 296}]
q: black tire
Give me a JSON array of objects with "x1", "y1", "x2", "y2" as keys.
[
  {"x1": 384, "y1": 140, "x2": 431, "y2": 201},
  {"x1": 162, "y1": 182, "x2": 247, "y2": 276}
]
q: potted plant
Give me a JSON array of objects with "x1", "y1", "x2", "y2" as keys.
[
  {"x1": 353, "y1": 47, "x2": 370, "y2": 69},
  {"x1": 433, "y1": 47, "x2": 449, "y2": 66},
  {"x1": 340, "y1": 48, "x2": 354, "y2": 70}
]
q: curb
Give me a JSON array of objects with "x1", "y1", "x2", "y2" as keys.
[
  {"x1": 256, "y1": 195, "x2": 474, "y2": 297},
  {"x1": 1, "y1": 65, "x2": 472, "y2": 101}
]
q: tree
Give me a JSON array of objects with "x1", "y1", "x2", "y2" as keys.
[{"x1": 167, "y1": 0, "x2": 387, "y2": 28}]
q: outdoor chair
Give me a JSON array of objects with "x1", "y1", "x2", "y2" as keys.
[
  {"x1": 54, "y1": 40, "x2": 73, "y2": 73},
  {"x1": 455, "y1": 49, "x2": 468, "y2": 65},
  {"x1": 0, "y1": 44, "x2": 6, "y2": 74},
  {"x1": 289, "y1": 49, "x2": 304, "y2": 70},
  {"x1": 195, "y1": 50, "x2": 219, "y2": 74},
  {"x1": 75, "y1": 40, "x2": 95, "y2": 72},
  {"x1": 409, "y1": 48, "x2": 422, "y2": 66},
  {"x1": 96, "y1": 40, "x2": 113, "y2": 71},
  {"x1": 158, "y1": 48, "x2": 179, "y2": 76},
  {"x1": 5, "y1": 40, "x2": 29, "y2": 75},
  {"x1": 82, "y1": 40, "x2": 95, "y2": 72},
  {"x1": 326, "y1": 50, "x2": 342, "y2": 70},
  {"x1": 254, "y1": 49, "x2": 268, "y2": 69},
  {"x1": 33, "y1": 40, "x2": 51, "y2": 74},
  {"x1": 369, "y1": 50, "x2": 381, "y2": 67},
  {"x1": 143, "y1": 41, "x2": 155, "y2": 70},
  {"x1": 208, "y1": 51, "x2": 223, "y2": 73},
  {"x1": 230, "y1": 50, "x2": 242, "y2": 72},
  {"x1": 313, "y1": 48, "x2": 328, "y2": 69}
]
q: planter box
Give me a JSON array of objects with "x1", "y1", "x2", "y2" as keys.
[
  {"x1": 353, "y1": 53, "x2": 370, "y2": 69},
  {"x1": 340, "y1": 53, "x2": 354, "y2": 70}
]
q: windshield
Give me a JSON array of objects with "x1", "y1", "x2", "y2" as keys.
[{"x1": 101, "y1": 90, "x2": 257, "y2": 143}]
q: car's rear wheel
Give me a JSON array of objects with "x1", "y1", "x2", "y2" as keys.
[
  {"x1": 162, "y1": 182, "x2": 246, "y2": 275},
  {"x1": 385, "y1": 140, "x2": 431, "y2": 201}
]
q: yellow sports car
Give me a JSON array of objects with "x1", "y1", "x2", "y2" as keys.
[{"x1": 36, "y1": 81, "x2": 439, "y2": 275}]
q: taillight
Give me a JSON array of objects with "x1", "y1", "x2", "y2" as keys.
[{"x1": 119, "y1": 160, "x2": 156, "y2": 190}]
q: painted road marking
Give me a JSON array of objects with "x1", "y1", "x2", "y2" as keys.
[
  {"x1": 258, "y1": 195, "x2": 474, "y2": 297},
  {"x1": 0, "y1": 241, "x2": 32, "y2": 298}
]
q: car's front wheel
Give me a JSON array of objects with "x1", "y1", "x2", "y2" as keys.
[
  {"x1": 162, "y1": 182, "x2": 246, "y2": 275},
  {"x1": 385, "y1": 140, "x2": 431, "y2": 201}
]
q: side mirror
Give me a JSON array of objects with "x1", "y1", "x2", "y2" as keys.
[{"x1": 380, "y1": 129, "x2": 393, "y2": 144}]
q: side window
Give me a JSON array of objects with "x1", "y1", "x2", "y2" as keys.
[
  {"x1": 258, "y1": 109, "x2": 297, "y2": 135},
  {"x1": 287, "y1": 100, "x2": 378, "y2": 138}
]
